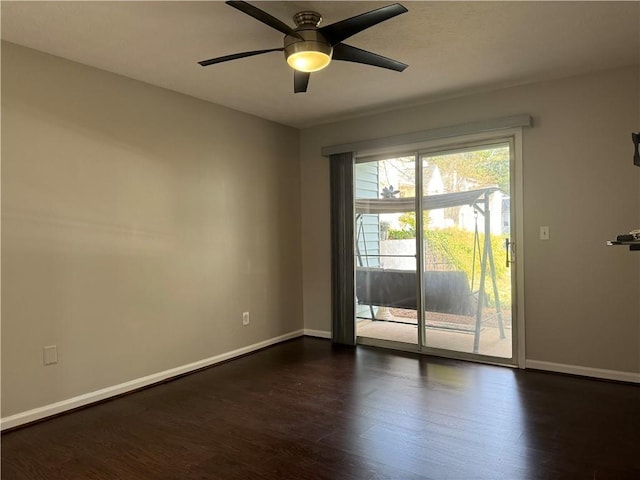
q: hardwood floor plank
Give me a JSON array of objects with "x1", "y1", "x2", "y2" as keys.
[{"x1": 2, "y1": 337, "x2": 639, "y2": 479}]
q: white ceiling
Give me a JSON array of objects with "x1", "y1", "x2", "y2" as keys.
[{"x1": 2, "y1": 1, "x2": 638, "y2": 128}]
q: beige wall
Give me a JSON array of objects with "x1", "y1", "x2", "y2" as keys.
[
  {"x1": 1, "y1": 42, "x2": 303, "y2": 417},
  {"x1": 301, "y1": 66, "x2": 640, "y2": 374},
  {"x1": 2, "y1": 41, "x2": 639, "y2": 422}
]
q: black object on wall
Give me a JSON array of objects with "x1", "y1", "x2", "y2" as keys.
[{"x1": 633, "y1": 132, "x2": 640, "y2": 167}]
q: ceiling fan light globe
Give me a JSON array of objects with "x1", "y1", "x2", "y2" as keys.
[
  {"x1": 287, "y1": 51, "x2": 331, "y2": 72},
  {"x1": 284, "y1": 29, "x2": 333, "y2": 73}
]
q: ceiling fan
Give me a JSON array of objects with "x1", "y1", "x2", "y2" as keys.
[{"x1": 198, "y1": 1, "x2": 408, "y2": 93}]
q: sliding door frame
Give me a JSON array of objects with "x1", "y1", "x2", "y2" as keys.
[
  {"x1": 327, "y1": 117, "x2": 529, "y2": 367},
  {"x1": 414, "y1": 132, "x2": 522, "y2": 366}
]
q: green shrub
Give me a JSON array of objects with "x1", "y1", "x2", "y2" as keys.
[
  {"x1": 387, "y1": 228, "x2": 415, "y2": 240},
  {"x1": 423, "y1": 228, "x2": 511, "y2": 307}
]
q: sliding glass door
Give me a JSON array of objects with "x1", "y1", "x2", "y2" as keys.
[
  {"x1": 419, "y1": 143, "x2": 512, "y2": 358},
  {"x1": 355, "y1": 156, "x2": 418, "y2": 346},
  {"x1": 354, "y1": 139, "x2": 515, "y2": 362}
]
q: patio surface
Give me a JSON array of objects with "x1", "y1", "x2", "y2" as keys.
[{"x1": 356, "y1": 309, "x2": 512, "y2": 358}]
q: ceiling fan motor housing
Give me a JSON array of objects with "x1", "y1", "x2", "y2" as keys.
[{"x1": 284, "y1": 11, "x2": 332, "y2": 71}]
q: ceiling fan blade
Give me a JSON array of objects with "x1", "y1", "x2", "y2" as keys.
[
  {"x1": 332, "y1": 43, "x2": 408, "y2": 72},
  {"x1": 198, "y1": 48, "x2": 283, "y2": 67},
  {"x1": 294, "y1": 71, "x2": 310, "y2": 93},
  {"x1": 319, "y1": 3, "x2": 407, "y2": 46},
  {"x1": 226, "y1": 1, "x2": 298, "y2": 37}
]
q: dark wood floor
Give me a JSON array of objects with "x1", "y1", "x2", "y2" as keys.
[{"x1": 2, "y1": 337, "x2": 639, "y2": 479}]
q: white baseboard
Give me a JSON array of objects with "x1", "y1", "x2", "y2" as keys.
[
  {"x1": 1, "y1": 329, "x2": 305, "y2": 431},
  {"x1": 525, "y1": 359, "x2": 640, "y2": 383},
  {"x1": 303, "y1": 329, "x2": 331, "y2": 339},
  {"x1": 12, "y1": 332, "x2": 633, "y2": 431}
]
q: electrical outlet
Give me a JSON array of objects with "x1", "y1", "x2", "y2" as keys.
[
  {"x1": 242, "y1": 312, "x2": 250, "y2": 326},
  {"x1": 43, "y1": 345, "x2": 58, "y2": 365}
]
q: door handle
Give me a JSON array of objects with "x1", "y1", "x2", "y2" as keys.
[{"x1": 505, "y1": 239, "x2": 513, "y2": 267}]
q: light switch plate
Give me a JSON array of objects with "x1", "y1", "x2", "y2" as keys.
[{"x1": 540, "y1": 226, "x2": 550, "y2": 240}]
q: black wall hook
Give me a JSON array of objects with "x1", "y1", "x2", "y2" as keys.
[{"x1": 633, "y1": 132, "x2": 640, "y2": 167}]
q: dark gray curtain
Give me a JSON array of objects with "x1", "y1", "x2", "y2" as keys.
[{"x1": 329, "y1": 152, "x2": 356, "y2": 345}]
